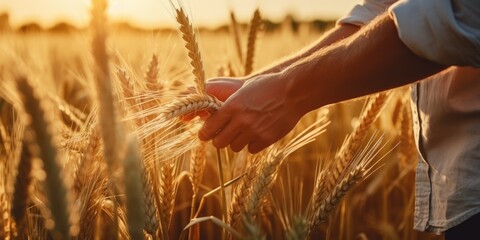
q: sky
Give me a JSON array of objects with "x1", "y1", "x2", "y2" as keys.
[{"x1": 0, "y1": 0, "x2": 360, "y2": 29}]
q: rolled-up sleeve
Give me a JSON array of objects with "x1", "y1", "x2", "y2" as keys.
[
  {"x1": 337, "y1": 0, "x2": 397, "y2": 26},
  {"x1": 389, "y1": 0, "x2": 480, "y2": 67}
]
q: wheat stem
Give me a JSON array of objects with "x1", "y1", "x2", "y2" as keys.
[{"x1": 216, "y1": 148, "x2": 228, "y2": 240}]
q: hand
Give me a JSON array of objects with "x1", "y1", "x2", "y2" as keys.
[
  {"x1": 198, "y1": 72, "x2": 306, "y2": 154},
  {"x1": 180, "y1": 77, "x2": 244, "y2": 121}
]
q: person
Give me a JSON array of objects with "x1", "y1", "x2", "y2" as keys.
[{"x1": 190, "y1": 0, "x2": 480, "y2": 238}]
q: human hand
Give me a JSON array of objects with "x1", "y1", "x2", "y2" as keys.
[
  {"x1": 198, "y1": 72, "x2": 306, "y2": 154},
  {"x1": 180, "y1": 77, "x2": 244, "y2": 121}
]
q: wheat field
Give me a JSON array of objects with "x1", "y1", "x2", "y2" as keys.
[{"x1": 0, "y1": 1, "x2": 445, "y2": 240}]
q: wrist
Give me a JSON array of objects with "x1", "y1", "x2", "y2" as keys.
[
  {"x1": 280, "y1": 65, "x2": 327, "y2": 117},
  {"x1": 276, "y1": 70, "x2": 315, "y2": 117}
]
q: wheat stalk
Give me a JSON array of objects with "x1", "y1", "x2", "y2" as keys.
[
  {"x1": 175, "y1": 7, "x2": 206, "y2": 94},
  {"x1": 123, "y1": 135, "x2": 145, "y2": 240},
  {"x1": 159, "y1": 160, "x2": 176, "y2": 240},
  {"x1": 189, "y1": 141, "x2": 207, "y2": 196},
  {"x1": 116, "y1": 68, "x2": 137, "y2": 110},
  {"x1": 229, "y1": 11, "x2": 243, "y2": 64},
  {"x1": 307, "y1": 133, "x2": 391, "y2": 233},
  {"x1": 143, "y1": 166, "x2": 160, "y2": 238},
  {"x1": 11, "y1": 138, "x2": 33, "y2": 235},
  {"x1": 326, "y1": 92, "x2": 389, "y2": 193},
  {"x1": 163, "y1": 94, "x2": 222, "y2": 120},
  {"x1": 245, "y1": 153, "x2": 281, "y2": 221},
  {"x1": 16, "y1": 76, "x2": 73, "y2": 239},
  {"x1": 245, "y1": 119, "x2": 328, "y2": 222},
  {"x1": 309, "y1": 166, "x2": 364, "y2": 229},
  {"x1": 227, "y1": 160, "x2": 259, "y2": 228},
  {"x1": 244, "y1": 9, "x2": 262, "y2": 76},
  {"x1": 145, "y1": 54, "x2": 160, "y2": 92},
  {"x1": 91, "y1": 0, "x2": 122, "y2": 175}
]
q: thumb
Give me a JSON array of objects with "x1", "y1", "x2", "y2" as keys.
[{"x1": 205, "y1": 77, "x2": 244, "y2": 102}]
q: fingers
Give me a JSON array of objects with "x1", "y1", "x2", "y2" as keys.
[
  {"x1": 212, "y1": 122, "x2": 241, "y2": 149},
  {"x1": 229, "y1": 132, "x2": 252, "y2": 152},
  {"x1": 205, "y1": 78, "x2": 244, "y2": 102},
  {"x1": 198, "y1": 110, "x2": 231, "y2": 141},
  {"x1": 248, "y1": 140, "x2": 270, "y2": 154}
]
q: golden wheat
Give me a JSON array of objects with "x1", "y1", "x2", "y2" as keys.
[
  {"x1": 0, "y1": 1, "x2": 445, "y2": 239},
  {"x1": 163, "y1": 94, "x2": 222, "y2": 121},
  {"x1": 11, "y1": 139, "x2": 33, "y2": 235},
  {"x1": 16, "y1": 76, "x2": 74, "y2": 239},
  {"x1": 244, "y1": 9, "x2": 262, "y2": 76},
  {"x1": 123, "y1": 135, "x2": 145, "y2": 240},
  {"x1": 175, "y1": 7, "x2": 206, "y2": 95}
]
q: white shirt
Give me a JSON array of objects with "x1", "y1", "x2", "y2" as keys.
[{"x1": 338, "y1": 0, "x2": 480, "y2": 233}]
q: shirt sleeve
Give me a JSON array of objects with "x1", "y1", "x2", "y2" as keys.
[
  {"x1": 389, "y1": 0, "x2": 480, "y2": 67},
  {"x1": 337, "y1": 0, "x2": 398, "y2": 26}
]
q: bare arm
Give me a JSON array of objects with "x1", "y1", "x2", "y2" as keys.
[
  {"x1": 199, "y1": 13, "x2": 445, "y2": 153},
  {"x1": 253, "y1": 23, "x2": 360, "y2": 76},
  {"x1": 284, "y1": 13, "x2": 445, "y2": 114}
]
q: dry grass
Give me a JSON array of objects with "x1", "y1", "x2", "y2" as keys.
[{"x1": 0, "y1": 1, "x2": 444, "y2": 240}]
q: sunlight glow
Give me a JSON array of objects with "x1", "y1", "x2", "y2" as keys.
[{"x1": 0, "y1": 0, "x2": 360, "y2": 29}]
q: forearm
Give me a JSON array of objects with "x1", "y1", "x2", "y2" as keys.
[
  {"x1": 284, "y1": 13, "x2": 446, "y2": 115},
  {"x1": 252, "y1": 24, "x2": 360, "y2": 76}
]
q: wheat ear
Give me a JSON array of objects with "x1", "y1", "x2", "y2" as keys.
[
  {"x1": 285, "y1": 216, "x2": 308, "y2": 240},
  {"x1": 159, "y1": 160, "x2": 176, "y2": 240},
  {"x1": 245, "y1": 119, "x2": 328, "y2": 221},
  {"x1": 145, "y1": 54, "x2": 160, "y2": 91},
  {"x1": 163, "y1": 94, "x2": 222, "y2": 120},
  {"x1": 310, "y1": 167, "x2": 364, "y2": 229},
  {"x1": 11, "y1": 138, "x2": 33, "y2": 234},
  {"x1": 175, "y1": 7, "x2": 206, "y2": 94},
  {"x1": 116, "y1": 68, "x2": 137, "y2": 109},
  {"x1": 139, "y1": 122, "x2": 159, "y2": 239},
  {"x1": 400, "y1": 103, "x2": 416, "y2": 158},
  {"x1": 308, "y1": 133, "x2": 390, "y2": 233},
  {"x1": 143, "y1": 172, "x2": 160, "y2": 238},
  {"x1": 190, "y1": 141, "x2": 207, "y2": 196},
  {"x1": 326, "y1": 92, "x2": 389, "y2": 192},
  {"x1": 123, "y1": 135, "x2": 145, "y2": 240},
  {"x1": 227, "y1": 160, "x2": 258, "y2": 228},
  {"x1": 16, "y1": 76, "x2": 72, "y2": 239},
  {"x1": 229, "y1": 11, "x2": 243, "y2": 64},
  {"x1": 244, "y1": 9, "x2": 262, "y2": 76}
]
